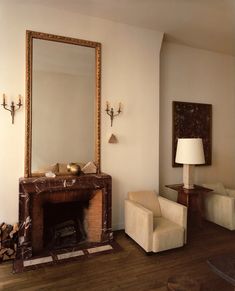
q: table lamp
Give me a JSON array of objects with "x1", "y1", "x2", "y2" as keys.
[{"x1": 175, "y1": 138, "x2": 205, "y2": 189}]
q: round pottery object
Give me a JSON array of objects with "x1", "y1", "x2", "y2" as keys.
[{"x1": 67, "y1": 163, "x2": 81, "y2": 175}]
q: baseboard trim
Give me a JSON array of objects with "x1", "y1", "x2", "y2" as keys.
[{"x1": 112, "y1": 223, "x2": 124, "y2": 231}]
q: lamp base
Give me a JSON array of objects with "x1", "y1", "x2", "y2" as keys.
[{"x1": 183, "y1": 164, "x2": 195, "y2": 189}]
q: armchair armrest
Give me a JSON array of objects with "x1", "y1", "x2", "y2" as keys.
[
  {"x1": 125, "y1": 200, "x2": 153, "y2": 252},
  {"x1": 158, "y1": 196, "x2": 187, "y2": 243},
  {"x1": 158, "y1": 196, "x2": 187, "y2": 228}
]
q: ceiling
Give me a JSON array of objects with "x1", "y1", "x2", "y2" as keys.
[{"x1": 14, "y1": 0, "x2": 235, "y2": 56}]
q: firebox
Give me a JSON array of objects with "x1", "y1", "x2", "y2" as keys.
[{"x1": 43, "y1": 201, "x2": 88, "y2": 250}]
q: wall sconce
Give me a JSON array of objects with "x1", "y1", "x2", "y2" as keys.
[
  {"x1": 105, "y1": 101, "x2": 122, "y2": 127},
  {"x1": 1, "y1": 94, "x2": 23, "y2": 124}
]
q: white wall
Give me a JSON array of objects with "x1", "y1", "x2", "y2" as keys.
[
  {"x1": 160, "y1": 41, "x2": 235, "y2": 200},
  {"x1": 0, "y1": 2, "x2": 163, "y2": 228}
]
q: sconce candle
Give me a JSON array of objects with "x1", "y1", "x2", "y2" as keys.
[
  {"x1": 105, "y1": 101, "x2": 122, "y2": 127},
  {"x1": 2, "y1": 94, "x2": 6, "y2": 106},
  {"x1": 1, "y1": 94, "x2": 23, "y2": 124}
]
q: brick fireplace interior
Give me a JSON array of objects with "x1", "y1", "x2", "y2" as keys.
[
  {"x1": 32, "y1": 189, "x2": 103, "y2": 255},
  {"x1": 43, "y1": 189, "x2": 103, "y2": 251}
]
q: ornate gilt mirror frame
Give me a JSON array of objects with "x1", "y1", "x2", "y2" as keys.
[{"x1": 24, "y1": 30, "x2": 101, "y2": 177}]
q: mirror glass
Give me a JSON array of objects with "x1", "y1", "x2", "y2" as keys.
[{"x1": 25, "y1": 31, "x2": 101, "y2": 177}]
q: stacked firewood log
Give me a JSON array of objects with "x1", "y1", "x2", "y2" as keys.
[{"x1": 0, "y1": 223, "x2": 18, "y2": 262}]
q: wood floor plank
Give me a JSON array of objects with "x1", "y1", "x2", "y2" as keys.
[{"x1": 0, "y1": 221, "x2": 234, "y2": 290}]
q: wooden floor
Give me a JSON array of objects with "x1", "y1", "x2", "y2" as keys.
[{"x1": 0, "y1": 222, "x2": 235, "y2": 291}]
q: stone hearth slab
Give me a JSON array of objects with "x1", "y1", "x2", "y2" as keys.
[
  {"x1": 23, "y1": 256, "x2": 53, "y2": 267},
  {"x1": 13, "y1": 241, "x2": 121, "y2": 273},
  {"x1": 57, "y1": 250, "x2": 84, "y2": 260},
  {"x1": 87, "y1": 244, "x2": 113, "y2": 254}
]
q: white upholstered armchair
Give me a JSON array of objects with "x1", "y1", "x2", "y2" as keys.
[
  {"x1": 124, "y1": 191, "x2": 187, "y2": 253},
  {"x1": 202, "y1": 183, "x2": 235, "y2": 230}
]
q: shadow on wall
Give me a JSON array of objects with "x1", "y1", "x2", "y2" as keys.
[{"x1": 162, "y1": 187, "x2": 178, "y2": 202}]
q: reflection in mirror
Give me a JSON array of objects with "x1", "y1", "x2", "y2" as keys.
[
  {"x1": 25, "y1": 31, "x2": 101, "y2": 177},
  {"x1": 32, "y1": 40, "x2": 95, "y2": 172}
]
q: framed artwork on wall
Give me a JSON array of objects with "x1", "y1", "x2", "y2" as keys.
[{"x1": 172, "y1": 101, "x2": 212, "y2": 167}]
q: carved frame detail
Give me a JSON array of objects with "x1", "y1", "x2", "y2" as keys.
[{"x1": 24, "y1": 30, "x2": 101, "y2": 177}]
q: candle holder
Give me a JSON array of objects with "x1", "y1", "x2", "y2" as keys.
[
  {"x1": 1, "y1": 94, "x2": 23, "y2": 124},
  {"x1": 105, "y1": 102, "x2": 122, "y2": 127}
]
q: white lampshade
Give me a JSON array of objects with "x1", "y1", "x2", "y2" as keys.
[{"x1": 175, "y1": 138, "x2": 205, "y2": 165}]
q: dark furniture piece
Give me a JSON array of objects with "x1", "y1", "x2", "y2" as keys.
[
  {"x1": 165, "y1": 184, "x2": 212, "y2": 227},
  {"x1": 207, "y1": 254, "x2": 235, "y2": 291}
]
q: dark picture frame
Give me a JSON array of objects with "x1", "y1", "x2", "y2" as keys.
[{"x1": 172, "y1": 101, "x2": 212, "y2": 167}]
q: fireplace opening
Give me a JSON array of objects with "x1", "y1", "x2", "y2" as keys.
[
  {"x1": 29, "y1": 188, "x2": 104, "y2": 255},
  {"x1": 43, "y1": 200, "x2": 89, "y2": 250}
]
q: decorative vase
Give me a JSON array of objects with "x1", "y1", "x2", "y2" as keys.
[{"x1": 67, "y1": 163, "x2": 81, "y2": 175}]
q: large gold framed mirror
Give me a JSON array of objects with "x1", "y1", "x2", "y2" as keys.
[{"x1": 25, "y1": 30, "x2": 101, "y2": 177}]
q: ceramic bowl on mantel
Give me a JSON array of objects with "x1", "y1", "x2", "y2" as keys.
[{"x1": 67, "y1": 163, "x2": 81, "y2": 175}]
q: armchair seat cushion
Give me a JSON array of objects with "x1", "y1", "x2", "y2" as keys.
[
  {"x1": 153, "y1": 217, "x2": 184, "y2": 252},
  {"x1": 128, "y1": 191, "x2": 162, "y2": 217}
]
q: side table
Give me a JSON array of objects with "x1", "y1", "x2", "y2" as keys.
[{"x1": 165, "y1": 184, "x2": 212, "y2": 227}]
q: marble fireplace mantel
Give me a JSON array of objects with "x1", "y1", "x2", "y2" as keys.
[{"x1": 17, "y1": 173, "x2": 112, "y2": 260}]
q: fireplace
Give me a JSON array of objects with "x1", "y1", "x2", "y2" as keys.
[{"x1": 17, "y1": 174, "x2": 112, "y2": 260}]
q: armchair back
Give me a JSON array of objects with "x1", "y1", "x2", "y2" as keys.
[{"x1": 128, "y1": 191, "x2": 161, "y2": 217}]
